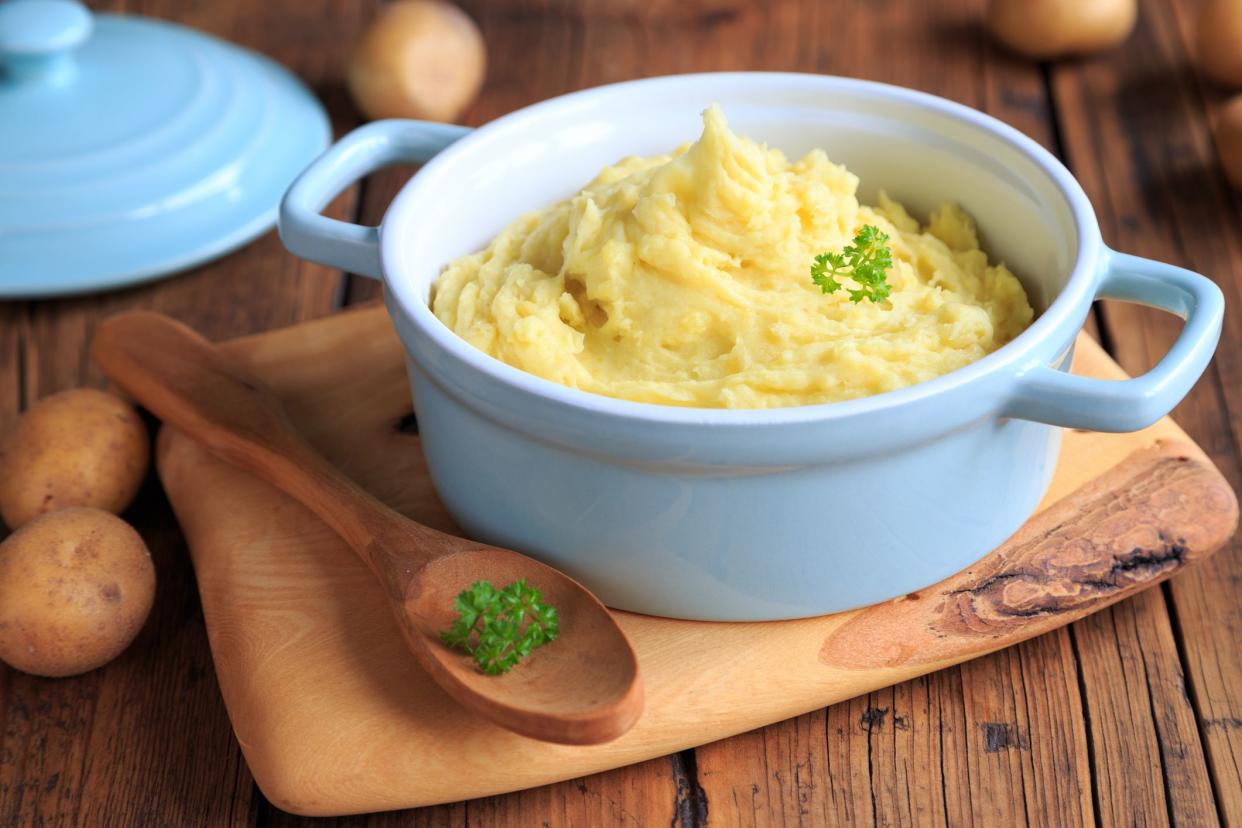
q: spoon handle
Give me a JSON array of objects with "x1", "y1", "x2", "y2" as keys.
[{"x1": 90, "y1": 311, "x2": 434, "y2": 589}]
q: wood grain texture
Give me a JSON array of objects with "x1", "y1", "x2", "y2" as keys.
[
  {"x1": 1049, "y1": 0, "x2": 1242, "y2": 822},
  {"x1": 153, "y1": 306, "x2": 1234, "y2": 816}
]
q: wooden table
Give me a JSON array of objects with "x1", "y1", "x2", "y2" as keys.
[{"x1": 2, "y1": 0, "x2": 1239, "y2": 824}]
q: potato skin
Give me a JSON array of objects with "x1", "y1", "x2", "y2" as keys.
[
  {"x1": 0, "y1": 389, "x2": 149, "y2": 530},
  {"x1": 0, "y1": 508, "x2": 155, "y2": 677},
  {"x1": 1198, "y1": 0, "x2": 1242, "y2": 87},
  {"x1": 1216, "y1": 96, "x2": 1242, "y2": 188},
  {"x1": 987, "y1": 0, "x2": 1136, "y2": 59},
  {"x1": 347, "y1": 0, "x2": 486, "y2": 122}
]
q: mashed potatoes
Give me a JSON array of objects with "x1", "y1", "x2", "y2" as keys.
[{"x1": 432, "y1": 106, "x2": 1034, "y2": 408}]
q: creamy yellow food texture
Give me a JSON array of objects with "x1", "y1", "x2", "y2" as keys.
[{"x1": 432, "y1": 106, "x2": 1034, "y2": 408}]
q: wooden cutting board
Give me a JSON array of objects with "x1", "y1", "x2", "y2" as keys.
[{"x1": 155, "y1": 304, "x2": 1238, "y2": 817}]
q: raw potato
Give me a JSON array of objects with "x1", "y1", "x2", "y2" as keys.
[
  {"x1": 0, "y1": 508, "x2": 155, "y2": 677},
  {"x1": 1216, "y1": 96, "x2": 1242, "y2": 188},
  {"x1": 1197, "y1": 0, "x2": 1242, "y2": 87},
  {"x1": 347, "y1": 0, "x2": 486, "y2": 122},
  {"x1": 0, "y1": 388, "x2": 149, "y2": 529},
  {"x1": 986, "y1": 0, "x2": 1137, "y2": 59}
]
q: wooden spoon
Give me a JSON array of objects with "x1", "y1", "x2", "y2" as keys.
[{"x1": 91, "y1": 311, "x2": 642, "y2": 746}]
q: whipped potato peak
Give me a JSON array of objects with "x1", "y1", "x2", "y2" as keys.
[{"x1": 431, "y1": 106, "x2": 1034, "y2": 409}]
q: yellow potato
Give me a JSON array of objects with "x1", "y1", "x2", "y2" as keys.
[
  {"x1": 1197, "y1": 0, "x2": 1242, "y2": 87},
  {"x1": 0, "y1": 508, "x2": 155, "y2": 677},
  {"x1": 347, "y1": 0, "x2": 486, "y2": 122},
  {"x1": 0, "y1": 388, "x2": 149, "y2": 529},
  {"x1": 1215, "y1": 96, "x2": 1242, "y2": 188},
  {"x1": 987, "y1": 0, "x2": 1136, "y2": 59}
]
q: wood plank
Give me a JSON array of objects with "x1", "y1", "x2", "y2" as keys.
[
  {"x1": 698, "y1": 635, "x2": 1093, "y2": 827},
  {"x1": 1050, "y1": 0, "x2": 1242, "y2": 822},
  {"x1": 0, "y1": 1, "x2": 373, "y2": 823},
  {"x1": 695, "y1": 664, "x2": 981, "y2": 827},
  {"x1": 1166, "y1": 1, "x2": 1242, "y2": 821},
  {"x1": 461, "y1": 757, "x2": 688, "y2": 826},
  {"x1": 959, "y1": 634, "x2": 1093, "y2": 826},
  {"x1": 1073, "y1": 590, "x2": 1219, "y2": 826}
]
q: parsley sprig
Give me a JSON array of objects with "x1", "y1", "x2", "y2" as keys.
[
  {"x1": 440, "y1": 579, "x2": 559, "y2": 675},
  {"x1": 811, "y1": 224, "x2": 894, "y2": 304}
]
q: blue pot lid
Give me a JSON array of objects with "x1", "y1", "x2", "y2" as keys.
[{"x1": 0, "y1": 0, "x2": 331, "y2": 297}]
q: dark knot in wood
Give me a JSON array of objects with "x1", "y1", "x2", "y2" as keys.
[{"x1": 937, "y1": 541, "x2": 1187, "y2": 637}]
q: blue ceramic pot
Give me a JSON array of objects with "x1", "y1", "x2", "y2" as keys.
[{"x1": 279, "y1": 73, "x2": 1223, "y2": 620}]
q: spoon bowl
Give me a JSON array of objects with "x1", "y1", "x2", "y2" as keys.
[
  {"x1": 403, "y1": 545, "x2": 642, "y2": 743},
  {"x1": 90, "y1": 311, "x2": 643, "y2": 745}
]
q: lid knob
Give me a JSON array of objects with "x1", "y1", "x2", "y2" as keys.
[{"x1": 0, "y1": 0, "x2": 92, "y2": 85}]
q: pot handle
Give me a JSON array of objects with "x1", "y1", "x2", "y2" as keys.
[
  {"x1": 1004, "y1": 250, "x2": 1224, "y2": 432},
  {"x1": 279, "y1": 119, "x2": 470, "y2": 279}
]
